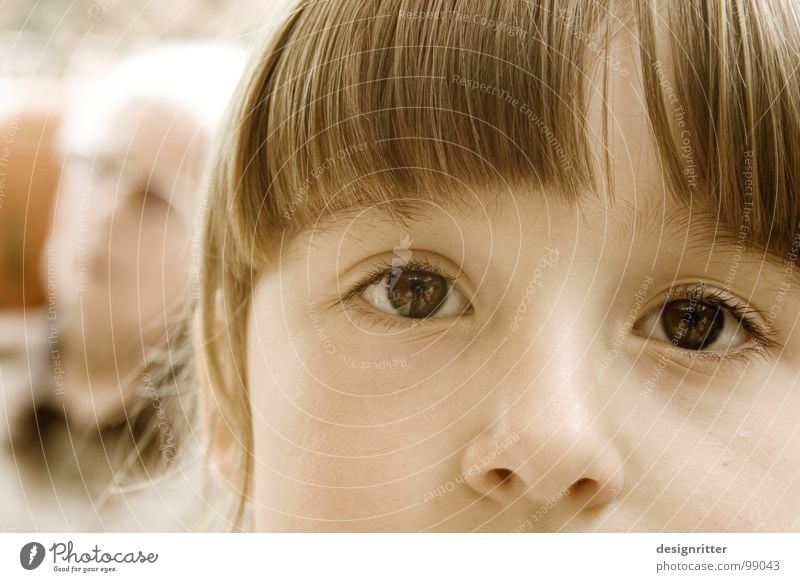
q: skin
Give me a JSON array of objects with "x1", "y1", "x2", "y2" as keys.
[
  {"x1": 47, "y1": 97, "x2": 204, "y2": 427},
  {"x1": 240, "y1": 19, "x2": 800, "y2": 532}
]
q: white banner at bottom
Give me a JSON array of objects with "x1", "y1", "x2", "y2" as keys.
[{"x1": 1, "y1": 533, "x2": 797, "y2": 581}]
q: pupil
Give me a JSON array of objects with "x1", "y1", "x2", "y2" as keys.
[
  {"x1": 661, "y1": 299, "x2": 724, "y2": 349},
  {"x1": 387, "y1": 269, "x2": 449, "y2": 318}
]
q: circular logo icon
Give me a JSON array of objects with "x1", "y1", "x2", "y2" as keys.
[{"x1": 20, "y1": 542, "x2": 46, "y2": 570}]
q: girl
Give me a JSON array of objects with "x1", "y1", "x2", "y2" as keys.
[{"x1": 197, "y1": 0, "x2": 800, "y2": 532}]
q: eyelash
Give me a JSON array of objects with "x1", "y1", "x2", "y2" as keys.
[
  {"x1": 337, "y1": 257, "x2": 464, "y2": 330},
  {"x1": 657, "y1": 284, "x2": 779, "y2": 364}
]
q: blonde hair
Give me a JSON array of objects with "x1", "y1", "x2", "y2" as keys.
[{"x1": 198, "y1": 0, "x2": 800, "y2": 529}]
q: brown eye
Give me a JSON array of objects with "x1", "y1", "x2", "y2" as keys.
[
  {"x1": 360, "y1": 266, "x2": 470, "y2": 320},
  {"x1": 660, "y1": 299, "x2": 724, "y2": 349},
  {"x1": 387, "y1": 269, "x2": 449, "y2": 318}
]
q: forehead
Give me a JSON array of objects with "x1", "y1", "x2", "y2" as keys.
[
  {"x1": 95, "y1": 97, "x2": 208, "y2": 180},
  {"x1": 62, "y1": 96, "x2": 208, "y2": 224}
]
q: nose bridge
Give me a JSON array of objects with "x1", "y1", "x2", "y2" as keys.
[
  {"x1": 86, "y1": 179, "x2": 120, "y2": 231},
  {"x1": 506, "y1": 276, "x2": 603, "y2": 420},
  {"x1": 508, "y1": 244, "x2": 562, "y2": 335},
  {"x1": 93, "y1": 172, "x2": 142, "y2": 249},
  {"x1": 506, "y1": 240, "x2": 609, "y2": 374},
  {"x1": 82, "y1": 194, "x2": 113, "y2": 256}
]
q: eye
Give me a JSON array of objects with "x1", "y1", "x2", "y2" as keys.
[
  {"x1": 651, "y1": 298, "x2": 742, "y2": 350},
  {"x1": 358, "y1": 263, "x2": 470, "y2": 320},
  {"x1": 141, "y1": 189, "x2": 168, "y2": 211},
  {"x1": 632, "y1": 284, "x2": 771, "y2": 353}
]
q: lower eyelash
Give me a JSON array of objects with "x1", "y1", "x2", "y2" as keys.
[
  {"x1": 347, "y1": 303, "x2": 428, "y2": 331},
  {"x1": 677, "y1": 344, "x2": 769, "y2": 367}
]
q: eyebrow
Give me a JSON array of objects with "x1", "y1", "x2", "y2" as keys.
[
  {"x1": 615, "y1": 198, "x2": 790, "y2": 273},
  {"x1": 313, "y1": 190, "x2": 792, "y2": 276},
  {"x1": 312, "y1": 189, "x2": 484, "y2": 234}
]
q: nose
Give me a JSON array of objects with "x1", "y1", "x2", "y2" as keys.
[
  {"x1": 460, "y1": 337, "x2": 624, "y2": 513},
  {"x1": 86, "y1": 190, "x2": 119, "y2": 249}
]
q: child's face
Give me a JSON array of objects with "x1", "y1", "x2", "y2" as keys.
[
  {"x1": 48, "y1": 97, "x2": 201, "y2": 421},
  {"x1": 52, "y1": 98, "x2": 198, "y2": 344},
  {"x1": 243, "y1": 35, "x2": 800, "y2": 533}
]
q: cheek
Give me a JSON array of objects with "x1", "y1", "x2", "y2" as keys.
[
  {"x1": 57, "y1": 166, "x2": 92, "y2": 231},
  {"x1": 632, "y1": 369, "x2": 800, "y2": 531},
  {"x1": 246, "y1": 299, "x2": 487, "y2": 529},
  {"x1": 249, "y1": 383, "x2": 460, "y2": 530}
]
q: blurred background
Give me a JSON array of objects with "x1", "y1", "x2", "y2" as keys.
[
  {"x1": 0, "y1": 0, "x2": 283, "y2": 532},
  {"x1": 0, "y1": 0, "x2": 270, "y2": 309}
]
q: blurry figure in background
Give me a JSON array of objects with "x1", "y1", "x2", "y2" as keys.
[
  {"x1": 49, "y1": 43, "x2": 245, "y2": 428},
  {"x1": 3, "y1": 43, "x2": 245, "y2": 531}
]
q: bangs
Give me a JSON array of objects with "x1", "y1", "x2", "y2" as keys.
[
  {"x1": 639, "y1": 0, "x2": 800, "y2": 256},
  {"x1": 227, "y1": 0, "x2": 608, "y2": 263},
  {"x1": 215, "y1": 0, "x2": 800, "y2": 266}
]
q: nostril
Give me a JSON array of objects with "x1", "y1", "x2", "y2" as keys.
[
  {"x1": 569, "y1": 477, "x2": 598, "y2": 498},
  {"x1": 490, "y1": 468, "x2": 514, "y2": 486}
]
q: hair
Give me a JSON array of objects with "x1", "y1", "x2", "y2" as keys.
[{"x1": 198, "y1": 0, "x2": 800, "y2": 529}]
